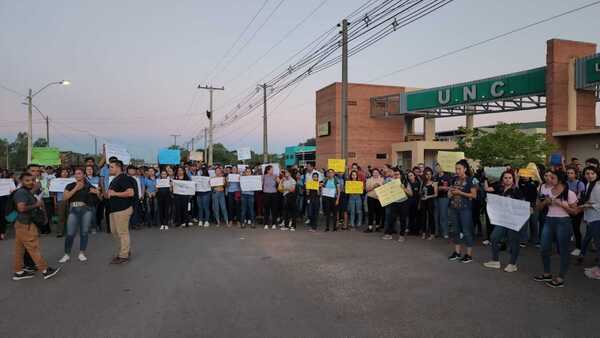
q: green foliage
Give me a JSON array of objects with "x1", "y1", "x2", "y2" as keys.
[
  {"x1": 33, "y1": 138, "x2": 48, "y2": 147},
  {"x1": 456, "y1": 123, "x2": 555, "y2": 168}
]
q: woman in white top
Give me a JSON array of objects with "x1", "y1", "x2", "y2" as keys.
[
  {"x1": 534, "y1": 170, "x2": 578, "y2": 288},
  {"x1": 579, "y1": 166, "x2": 600, "y2": 279}
]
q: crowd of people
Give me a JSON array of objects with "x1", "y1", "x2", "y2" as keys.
[{"x1": 1, "y1": 153, "x2": 599, "y2": 289}]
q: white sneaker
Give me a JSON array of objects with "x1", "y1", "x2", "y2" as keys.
[
  {"x1": 571, "y1": 248, "x2": 581, "y2": 256},
  {"x1": 279, "y1": 221, "x2": 285, "y2": 227},
  {"x1": 264, "y1": 225, "x2": 269, "y2": 230},
  {"x1": 204, "y1": 221, "x2": 209, "y2": 227},
  {"x1": 78, "y1": 252, "x2": 87, "y2": 262},
  {"x1": 288, "y1": 220, "x2": 293, "y2": 227},
  {"x1": 504, "y1": 264, "x2": 518, "y2": 273},
  {"x1": 165, "y1": 225, "x2": 169, "y2": 230},
  {"x1": 290, "y1": 228, "x2": 296, "y2": 232},
  {"x1": 58, "y1": 254, "x2": 70, "y2": 263},
  {"x1": 187, "y1": 222, "x2": 193, "y2": 226},
  {"x1": 271, "y1": 225, "x2": 277, "y2": 230},
  {"x1": 483, "y1": 261, "x2": 501, "y2": 269},
  {"x1": 482, "y1": 240, "x2": 491, "y2": 246},
  {"x1": 305, "y1": 219, "x2": 310, "y2": 225},
  {"x1": 160, "y1": 225, "x2": 165, "y2": 230}
]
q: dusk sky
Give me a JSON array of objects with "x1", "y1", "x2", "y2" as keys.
[{"x1": 1, "y1": 0, "x2": 599, "y2": 162}]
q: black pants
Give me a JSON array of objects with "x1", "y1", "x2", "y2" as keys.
[
  {"x1": 407, "y1": 197, "x2": 419, "y2": 234},
  {"x1": 41, "y1": 197, "x2": 53, "y2": 233},
  {"x1": 472, "y1": 199, "x2": 483, "y2": 236},
  {"x1": 323, "y1": 196, "x2": 337, "y2": 230},
  {"x1": 367, "y1": 196, "x2": 383, "y2": 226},
  {"x1": 173, "y1": 194, "x2": 190, "y2": 225},
  {"x1": 0, "y1": 196, "x2": 7, "y2": 235},
  {"x1": 282, "y1": 193, "x2": 297, "y2": 226},
  {"x1": 385, "y1": 202, "x2": 407, "y2": 235},
  {"x1": 263, "y1": 192, "x2": 279, "y2": 225},
  {"x1": 227, "y1": 193, "x2": 241, "y2": 223},
  {"x1": 419, "y1": 199, "x2": 435, "y2": 236},
  {"x1": 104, "y1": 201, "x2": 111, "y2": 233},
  {"x1": 157, "y1": 194, "x2": 171, "y2": 225},
  {"x1": 572, "y1": 213, "x2": 583, "y2": 249}
]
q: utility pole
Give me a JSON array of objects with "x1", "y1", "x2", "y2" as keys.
[
  {"x1": 170, "y1": 134, "x2": 181, "y2": 147},
  {"x1": 203, "y1": 127, "x2": 208, "y2": 163},
  {"x1": 197, "y1": 85, "x2": 224, "y2": 166},
  {"x1": 94, "y1": 137, "x2": 98, "y2": 155},
  {"x1": 191, "y1": 137, "x2": 195, "y2": 152},
  {"x1": 258, "y1": 83, "x2": 271, "y2": 163},
  {"x1": 45, "y1": 116, "x2": 50, "y2": 146},
  {"x1": 340, "y1": 19, "x2": 349, "y2": 163},
  {"x1": 27, "y1": 89, "x2": 33, "y2": 164}
]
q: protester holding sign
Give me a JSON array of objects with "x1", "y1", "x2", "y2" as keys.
[
  {"x1": 364, "y1": 169, "x2": 384, "y2": 233},
  {"x1": 534, "y1": 170, "x2": 578, "y2": 288},
  {"x1": 322, "y1": 169, "x2": 340, "y2": 232},
  {"x1": 382, "y1": 168, "x2": 413, "y2": 241},
  {"x1": 305, "y1": 173, "x2": 321, "y2": 232},
  {"x1": 194, "y1": 167, "x2": 211, "y2": 227},
  {"x1": 345, "y1": 170, "x2": 364, "y2": 230},
  {"x1": 482, "y1": 171, "x2": 525, "y2": 272},
  {"x1": 53, "y1": 168, "x2": 71, "y2": 238},
  {"x1": 211, "y1": 167, "x2": 229, "y2": 226},
  {"x1": 156, "y1": 170, "x2": 172, "y2": 230},
  {"x1": 172, "y1": 167, "x2": 192, "y2": 228},
  {"x1": 59, "y1": 168, "x2": 100, "y2": 264},
  {"x1": 240, "y1": 168, "x2": 256, "y2": 228},
  {"x1": 448, "y1": 160, "x2": 477, "y2": 263},
  {"x1": 280, "y1": 169, "x2": 297, "y2": 230},
  {"x1": 226, "y1": 167, "x2": 241, "y2": 226}
]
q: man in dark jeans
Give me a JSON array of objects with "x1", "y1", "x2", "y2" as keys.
[{"x1": 12, "y1": 172, "x2": 60, "y2": 280}]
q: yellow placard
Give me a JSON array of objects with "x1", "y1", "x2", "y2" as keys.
[
  {"x1": 328, "y1": 159, "x2": 346, "y2": 173},
  {"x1": 306, "y1": 180, "x2": 320, "y2": 191},
  {"x1": 519, "y1": 163, "x2": 541, "y2": 181},
  {"x1": 374, "y1": 179, "x2": 407, "y2": 207},
  {"x1": 437, "y1": 151, "x2": 465, "y2": 173},
  {"x1": 345, "y1": 181, "x2": 364, "y2": 194}
]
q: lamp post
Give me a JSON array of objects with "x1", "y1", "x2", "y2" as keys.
[{"x1": 26, "y1": 80, "x2": 70, "y2": 163}]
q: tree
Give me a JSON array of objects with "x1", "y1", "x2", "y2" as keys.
[
  {"x1": 456, "y1": 123, "x2": 555, "y2": 168},
  {"x1": 212, "y1": 143, "x2": 237, "y2": 164},
  {"x1": 298, "y1": 137, "x2": 315, "y2": 147},
  {"x1": 33, "y1": 138, "x2": 48, "y2": 147}
]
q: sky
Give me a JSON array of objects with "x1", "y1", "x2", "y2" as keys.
[{"x1": 1, "y1": 0, "x2": 599, "y2": 162}]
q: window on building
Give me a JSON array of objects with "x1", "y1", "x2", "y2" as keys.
[{"x1": 376, "y1": 153, "x2": 388, "y2": 159}]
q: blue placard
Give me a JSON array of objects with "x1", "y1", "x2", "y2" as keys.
[
  {"x1": 158, "y1": 149, "x2": 181, "y2": 165},
  {"x1": 549, "y1": 153, "x2": 562, "y2": 166}
]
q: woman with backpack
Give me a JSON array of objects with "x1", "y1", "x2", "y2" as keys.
[{"x1": 59, "y1": 167, "x2": 100, "y2": 263}]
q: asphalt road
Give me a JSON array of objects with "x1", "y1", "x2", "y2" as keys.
[{"x1": 1, "y1": 225, "x2": 599, "y2": 338}]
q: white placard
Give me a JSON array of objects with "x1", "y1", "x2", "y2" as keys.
[
  {"x1": 210, "y1": 177, "x2": 225, "y2": 187},
  {"x1": 237, "y1": 164, "x2": 248, "y2": 173},
  {"x1": 486, "y1": 193, "x2": 530, "y2": 232},
  {"x1": 172, "y1": 180, "x2": 196, "y2": 196},
  {"x1": 261, "y1": 163, "x2": 280, "y2": 176},
  {"x1": 322, "y1": 187, "x2": 336, "y2": 198},
  {"x1": 156, "y1": 178, "x2": 171, "y2": 188},
  {"x1": 49, "y1": 178, "x2": 76, "y2": 192},
  {"x1": 0, "y1": 178, "x2": 16, "y2": 196},
  {"x1": 240, "y1": 175, "x2": 262, "y2": 191},
  {"x1": 237, "y1": 147, "x2": 251, "y2": 161},
  {"x1": 191, "y1": 176, "x2": 211, "y2": 192},
  {"x1": 105, "y1": 143, "x2": 131, "y2": 165},
  {"x1": 190, "y1": 151, "x2": 204, "y2": 162},
  {"x1": 228, "y1": 174, "x2": 240, "y2": 182},
  {"x1": 208, "y1": 169, "x2": 216, "y2": 178}
]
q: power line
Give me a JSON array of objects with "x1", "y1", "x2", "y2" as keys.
[{"x1": 0, "y1": 83, "x2": 25, "y2": 97}]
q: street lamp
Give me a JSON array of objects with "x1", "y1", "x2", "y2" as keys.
[{"x1": 26, "y1": 80, "x2": 70, "y2": 163}]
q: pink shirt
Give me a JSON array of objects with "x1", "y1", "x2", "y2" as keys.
[{"x1": 540, "y1": 185, "x2": 577, "y2": 218}]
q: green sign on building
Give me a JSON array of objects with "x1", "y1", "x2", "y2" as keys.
[
  {"x1": 405, "y1": 67, "x2": 547, "y2": 112},
  {"x1": 585, "y1": 55, "x2": 600, "y2": 84}
]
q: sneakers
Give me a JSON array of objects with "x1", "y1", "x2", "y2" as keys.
[
  {"x1": 483, "y1": 261, "x2": 501, "y2": 269},
  {"x1": 264, "y1": 225, "x2": 269, "y2": 230},
  {"x1": 460, "y1": 255, "x2": 473, "y2": 263},
  {"x1": 280, "y1": 227, "x2": 289, "y2": 231},
  {"x1": 570, "y1": 248, "x2": 582, "y2": 257},
  {"x1": 533, "y1": 274, "x2": 553, "y2": 282},
  {"x1": 187, "y1": 222, "x2": 194, "y2": 226},
  {"x1": 305, "y1": 219, "x2": 310, "y2": 225},
  {"x1": 58, "y1": 254, "x2": 70, "y2": 263},
  {"x1": 42, "y1": 267, "x2": 61, "y2": 280},
  {"x1": 363, "y1": 227, "x2": 373, "y2": 233},
  {"x1": 448, "y1": 252, "x2": 461, "y2": 261},
  {"x1": 427, "y1": 235, "x2": 435, "y2": 241},
  {"x1": 12, "y1": 270, "x2": 36, "y2": 281},
  {"x1": 160, "y1": 225, "x2": 165, "y2": 230},
  {"x1": 78, "y1": 252, "x2": 87, "y2": 262},
  {"x1": 204, "y1": 221, "x2": 210, "y2": 227},
  {"x1": 110, "y1": 257, "x2": 129, "y2": 265},
  {"x1": 504, "y1": 264, "x2": 518, "y2": 273},
  {"x1": 545, "y1": 279, "x2": 565, "y2": 288},
  {"x1": 398, "y1": 236, "x2": 405, "y2": 242},
  {"x1": 23, "y1": 266, "x2": 37, "y2": 273},
  {"x1": 382, "y1": 234, "x2": 393, "y2": 240},
  {"x1": 482, "y1": 240, "x2": 491, "y2": 246},
  {"x1": 271, "y1": 225, "x2": 277, "y2": 230},
  {"x1": 290, "y1": 227, "x2": 296, "y2": 232}
]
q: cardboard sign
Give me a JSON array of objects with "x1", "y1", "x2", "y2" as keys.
[
  {"x1": 261, "y1": 163, "x2": 280, "y2": 176},
  {"x1": 486, "y1": 193, "x2": 530, "y2": 231},
  {"x1": 237, "y1": 164, "x2": 248, "y2": 173},
  {"x1": 345, "y1": 181, "x2": 364, "y2": 194},
  {"x1": 484, "y1": 167, "x2": 505, "y2": 182},
  {"x1": 31, "y1": 147, "x2": 61, "y2": 166},
  {"x1": 190, "y1": 151, "x2": 204, "y2": 162},
  {"x1": 49, "y1": 178, "x2": 76, "y2": 192},
  {"x1": 209, "y1": 177, "x2": 225, "y2": 187},
  {"x1": 437, "y1": 151, "x2": 465, "y2": 173},
  {"x1": 328, "y1": 159, "x2": 346, "y2": 173},
  {"x1": 0, "y1": 178, "x2": 16, "y2": 196},
  {"x1": 105, "y1": 143, "x2": 131, "y2": 165},
  {"x1": 237, "y1": 147, "x2": 251, "y2": 161},
  {"x1": 172, "y1": 180, "x2": 196, "y2": 195},
  {"x1": 240, "y1": 175, "x2": 262, "y2": 191},
  {"x1": 156, "y1": 178, "x2": 171, "y2": 188},
  {"x1": 158, "y1": 148, "x2": 181, "y2": 165},
  {"x1": 228, "y1": 174, "x2": 240, "y2": 182},
  {"x1": 191, "y1": 176, "x2": 210, "y2": 192},
  {"x1": 375, "y1": 179, "x2": 407, "y2": 207},
  {"x1": 306, "y1": 180, "x2": 320, "y2": 191}
]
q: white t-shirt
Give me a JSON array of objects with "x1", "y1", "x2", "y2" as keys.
[{"x1": 540, "y1": 185, "x2": 577, "y2": 218}]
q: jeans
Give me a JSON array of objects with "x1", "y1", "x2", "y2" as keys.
[
  {"x1": 196, "y1": 192, "x2": 211, "y2": 223},
  {"x1": 322, "y1": 196, "x2": 337, "y2": 229},
  {"x1": 307, "y1": 197, "x2": 320, "y2": 230},
  {"x1": 282, "y1": 193, "x2": 297, "y2": 226},
  {"x1": 173, "y1": 194, "x2": 190, "y2": 225},
  {"x1": 384, "y1": 202, "x2": 407, "y2": 235},
  {"x1": 451, "y1": 207, "x2": 474, "y2": 247},
  {"x1": 541, "y1": 217, "x2": 572, "y2": 279},
  {"x1": 65, "y1": 206, "x2": 92, "y2": 254},
  {"x1": 241, "y1": 194, "x2": 255, "y2": 223},
  {"x1": 435, "y1": 197, "x2": 449, "y2": 237},
  {"x1": 347, "y1": 195, "x2": 363, "y2": 227},
  {"x1": 145, "y1": 196, "x2": 157, "y2": 226},
  {"x1": 581, "y1": 220, "x2": 600, "y2": 267},
  {"x1": 212, "y1": 191, "x2": 228, "y2": 224},
  {"x1": 296, "y1": 193, "x2": 304, "y2": 218},
  {"x1": 490, "y1": 225, "x2": 522, "y2": 264},
  {"x1": 419, "y1": 198, "x2": 435, "y2": 236}
]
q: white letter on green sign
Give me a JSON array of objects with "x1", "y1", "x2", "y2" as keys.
[
  {"x1": 491, "y1": 81, "x2": 505, "y2": 98},
  {"x1": 438, "y1": 89, "x2": 450, "y2": 105},
  {"x1": 463, "y1": 85, "x2": 476, "y2": 102}
]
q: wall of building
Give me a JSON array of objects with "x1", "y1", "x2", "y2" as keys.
[
  {"x1": 564, "y1": 134, "x2": 600, "y2": 161},
  {"x1": 315, "y1": 82, "x2": 407, "y2": 169}
]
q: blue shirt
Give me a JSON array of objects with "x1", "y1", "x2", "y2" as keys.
[
  {"x1": 100, "y1": 164, "x2": 111, "y2": 190},
  {"x1": 86, "y1": 176, "x2": 100, "y2": 188},
  {"x1": 144, "y1": 177, "x2": 157, "y2": 193}
]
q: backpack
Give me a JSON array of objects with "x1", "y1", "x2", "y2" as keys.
[{"x1": 4, "y1": 190, "x2": 18, "y2": 223}]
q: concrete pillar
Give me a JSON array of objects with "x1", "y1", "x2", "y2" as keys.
[
  {"x1": 424, "y1": 118, "x2": 436, "y2": 141},
  {"x1": 567, "y1": 57, "x2": 577, "y2": 131},
  {"x1": 465, "y1": 106, "x2": 474, "y2": 129},
  {"x1": 404, "y1": 117, "x2": 415, "y2": 137}
]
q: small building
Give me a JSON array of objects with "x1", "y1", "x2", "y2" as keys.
[{"x1": 284, "y1": 145, "x2": 316, "y2": 168}]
